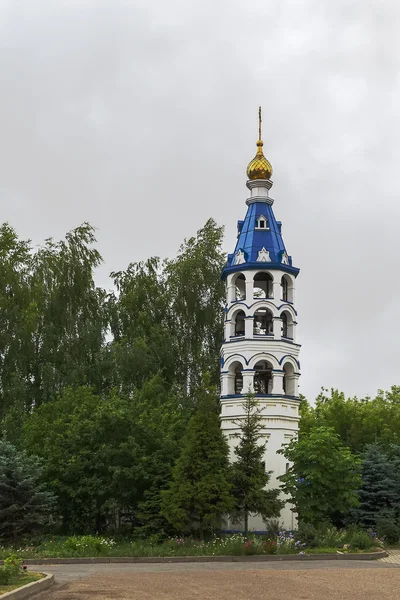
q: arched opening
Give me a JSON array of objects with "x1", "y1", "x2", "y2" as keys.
[
  {"x1": 283, "y1": 362, "x2": 295, "y2": 396},
  {"x1": 234, "y1": 363, "x2": 243, "y2": 394},
  {"x1": 253, "y1": 308, "x2": 273, "y2": 336},
  {"x1": 233, "y1": 310, "x2": 245, "y2": 336},
  {"x1": 233, "y1": 273, "x2": 246, "y2": 301},
  {"x1": 228, "y1": 360, "x2": 244, "y2": 395},
  {"x1": 281, "y1": 310, "x2": 294, "y2": 339},
  {"x1": 253, "y1": 272, "x2": 273, "y2": 299},
  {"x1": 254, "y1": 360, "x2": 273, "y2": 395},
  {"x1": 281, "y1": 275, "x2": 293, "y2": 303}
]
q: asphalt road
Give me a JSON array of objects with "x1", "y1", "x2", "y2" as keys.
[{"x1": 31, "y1": 559, "x2": 400, "y2": 600}]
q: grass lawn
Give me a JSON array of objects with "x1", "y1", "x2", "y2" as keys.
[{"x1": 0, "y1": 572, "x2": 44, "y2": 595}]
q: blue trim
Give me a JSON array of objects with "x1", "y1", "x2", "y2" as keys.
[
  {"x1": 279, "y1": 354, "x2": 301, "y2": 368},
  {"x1": 222, "y1": 262, "x2": 300, "y2": 280},
  {"x1": 221, "y1": 393, "x2": 300, "y2": 400},
  {"x1": 222, "y1": 338, "x2": 301, "y2": 347},
  {"x1": 224, "y1": 353, "x2": 249, "y2": 365}
]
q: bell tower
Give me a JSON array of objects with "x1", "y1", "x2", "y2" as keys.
[{"x1": 220, "y1": 108, "x2": 301, "y2": 531}]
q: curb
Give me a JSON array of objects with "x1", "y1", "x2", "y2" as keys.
[
  {"x1": 0, "y1": 573, "x2": 54, "y2": 599},
  {"x1": 4, "y1": 551, "x2": 387, "y2": 565}
]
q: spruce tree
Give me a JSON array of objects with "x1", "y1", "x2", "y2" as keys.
[
  {"x1": 161, "y1": 381, "x2": 232, "y2": 537},
  {"x1": 230, "y1": 393, "x2": 284, "y2": 534},
  {"x1": 352, "y1": 444, "x2": 397, "y2": 528},
  {"x1": 0, "y1": 440, "x2": 55, "y2": 542}
]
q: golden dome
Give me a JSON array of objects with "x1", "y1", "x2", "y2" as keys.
[
  {"x1": 246, "y1": 139, "x2": 273, "y2": 180},
  {"x1": 246, "y1": 106, "x2": 272, "y2": 180}
]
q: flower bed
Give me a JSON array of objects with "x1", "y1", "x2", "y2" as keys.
[
  {"x1": 0, "y1": 556, "x2": 43, "y2": 595},
  {"x1": 0, "y1": 529, "x2": 385, "y2": 560}
]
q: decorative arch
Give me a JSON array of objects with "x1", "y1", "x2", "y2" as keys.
[
  {"x1": 279, "y1": 355, "x2": 300, "y2": 370},
  {"x1": 249, "y1": 300, "x2": 278, "y2": 318},
  {"x1": 224, "y1": 354, "x2": 249, "y2": 370},
  {"x1": 278, "y1": 304, "x2": 296, "y2": 320},
  {"x1": 227, "y1": 302, "x2": 249, "y2": 320},
  {"x1": 248, "y1": 352, "x2": 279, "y2": 370}
]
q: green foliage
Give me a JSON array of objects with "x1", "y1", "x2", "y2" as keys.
[
  {"x1": 164, "y1": 218, "x2": 225, "y2": 393},
  {"x1": 352, "y1": 444, "x2": 398, "y2": 528},
  {"x1": 279, "y1": 426, "x2": 362, "y2": 525},
  {"x1": 161, "y1": 380, "x2": 232, "y2": 536},
  {"x1": 0, "y1": 222, "x2": 107, "y2": 438},
  {"x1": 230, "y1": 393, "x2": 284, "y2": 534},
  {"x1": 22, "y1": 378, "x2": 188, "y2": 533},
  {"x1": 300, "y1": 387, "x2": 400, "y2": 453},
  {"x1": 376, "y1": 510, "x2": 400, "y2": 544},
  {"x1": 0, "y1": 441, "x2": 55, "y2": 542},
  {"x1": 348, "y1": 530, "x2": 374, "y2": 550}
]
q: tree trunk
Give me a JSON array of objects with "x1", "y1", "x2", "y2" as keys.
[{"x1": 244, "y1": 512, "x2": 248, "y2": 536}]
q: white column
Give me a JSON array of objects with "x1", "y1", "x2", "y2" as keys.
[
  {"x1": 289, "y1": 283, "x2": 295, "y2": 304},
  {"x1": 245, "y1": 316, "x2": 253, "y2": 338},
  {"x1": 227, "y1": 284, "x2": 236, "y2": 304},
  {"x1": 293, "y1": 373, "x2": 300, "y2": 397},
  {"x1": 221, "y1": 373, "x2": 236, "y2": 396},
  {"x1": 221, "y1": 373, "x2": 230, "y2": 396},
  {"x1": 245, "y1": 277, "x2": 253, "y2": 301},
  {"x1": 224, "y1": 320, "x2": 232, "y2": 341},
  {"x1": 273, "y1": 317, "x2": 282, "y2": 339},
  {"x1": 273, "y1": 280, "x2": 281, "y2": 301},
  {"x1": 272, "y1": 370, "x2": 284, "y2": 395},
  {"x1": 242, "y1": 370, "x2": 255, "y2": 394}
]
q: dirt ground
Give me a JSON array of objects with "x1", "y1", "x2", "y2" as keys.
[{"x1": 35, "y1": 566, "x2": 400, "y2": 600}]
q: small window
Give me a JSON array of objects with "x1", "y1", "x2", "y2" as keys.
[{"x1": 256, "y1": 215, "x2": 269, "y2": 230}]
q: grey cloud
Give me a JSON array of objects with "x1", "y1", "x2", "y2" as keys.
[{"x1": 1, "y1": 0, "x2": 400, "y2": 401}]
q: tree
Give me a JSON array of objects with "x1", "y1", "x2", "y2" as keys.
[
  {"x1": 0, "y1": 222, "x2": 107, "y2": 439},
  {"x1": 165, "y1": 218, "x2": 225, "y2": 394},
  {"x1": 0, "y1": 224, "x2": 34, "y2": 423},
  {"x1": 300, "y1": 387, "x2": 400, "y2": 454},
  {"x1": 230, "y1": 393, "x2": 284, "y2": 534},
  {"x1": 161, "y1": 380, "x2": 232, "y2": 536},
  {"x1": 352, "y1": 444, "x2": 398, "y2": 528},
  {"x1": 279, "y1": 426, "x2": 362, "y2": 525},
  {"x1": 22, "y1": 378, "x2": 188, "y2": 534},
  {"x1": 0, "y1": 440, "x2": 55, "y2": 542}
]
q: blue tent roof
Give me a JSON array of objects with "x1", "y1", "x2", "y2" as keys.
[{"x1": 222, "y1": 201, "x2": 299, "y2": 279}]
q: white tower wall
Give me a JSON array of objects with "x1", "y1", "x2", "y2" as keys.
[{"x1": 221, "y1": 263, "x2": 300, "y2": 531}]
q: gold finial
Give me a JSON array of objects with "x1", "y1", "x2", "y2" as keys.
[{"x1": 246, "y1": 106, "x2": 273, "y2": 180}]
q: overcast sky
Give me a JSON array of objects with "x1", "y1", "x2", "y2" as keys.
[{"x1": 1, "y1": 0, "x2": 400, "y2": 402}]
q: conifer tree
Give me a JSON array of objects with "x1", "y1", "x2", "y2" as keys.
[
  {"x1": 353, "y1": 444, "x2": 397, "y2": 528},
  {"x1": 161, "y1": 380, "x2": 232, "y2": 537},
  {"x1": 230, "y1": 392, "x2": 284, "y2": 534},
  {"x1": 0, "y1": 440, "x2": 55, "y2": 542}
]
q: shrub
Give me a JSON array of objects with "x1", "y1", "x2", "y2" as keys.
[
  {"x1": 261, "y1": 540, "x2": 277, "y2": 555},
  {"x1": 276, "y1": 531, "x2": 296, "y2": 554},
  {"x1": 0, "y1": 555, "x2": 24, "y2": 584},
  {"x1": 348, "y1": 530, "x2": 374, "y2": 550},
  {"x1": 317, "y1": 527, "x2": 346, "y2": 548},
  {"x1": 265, "y1": 519, "x2": 281, "y2": 539},
  {"x1": 62, "y1": 535, "x2": 116, "y2": 556},
  {"x1": 376, "y1": 512, "x2": 400, "y2": 545},
  {"x1": 295, "y1": 523, "x2": 319, "y2": 548}
]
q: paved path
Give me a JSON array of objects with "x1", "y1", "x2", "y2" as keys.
[
  {"x1": 31, "y1": 560, "x2": 400, "y2": 600},
  {"x1": 378, "y1": 548, "x2": 400, "y2": 564}
]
